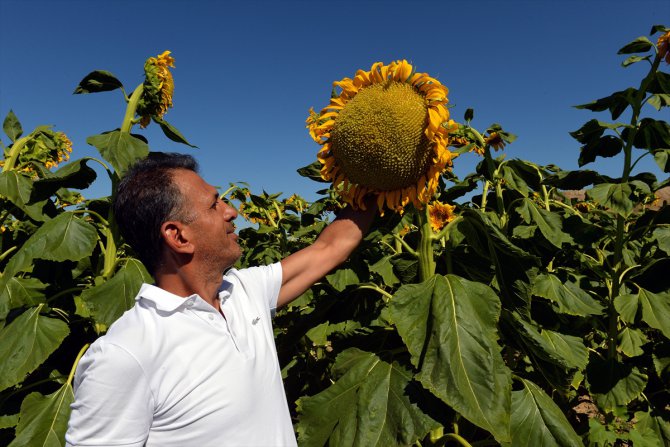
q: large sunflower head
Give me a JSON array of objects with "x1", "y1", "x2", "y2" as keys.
[
  {"x1": 138, "y1": 51, "x2": 175, "y2": 128},
  {"x1": 307, "y1": 60, "x2": 456, "y2": 213}
]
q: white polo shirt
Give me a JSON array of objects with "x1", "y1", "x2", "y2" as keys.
[{"x1": 66, "y1": 263, "x2": 297, "y2": 447}]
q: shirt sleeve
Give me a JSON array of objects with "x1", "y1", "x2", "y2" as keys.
[
  {"x1": 65, "y1": 340, "x2": 154, "y2": 446},
  {"x1": 227, "y1": 262, "x2": 282, "y2": 312}
]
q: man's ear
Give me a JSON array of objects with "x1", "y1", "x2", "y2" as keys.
[{"x1": 160, "y1": 221, "x2": 194, "y2": 254}]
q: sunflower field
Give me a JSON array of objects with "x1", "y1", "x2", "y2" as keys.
[{"x1": 1, "y1": 26, "x2": 670, "y2": 447}]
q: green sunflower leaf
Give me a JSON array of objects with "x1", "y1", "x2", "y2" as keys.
[
  {"x1": 503, "y1": 378, "x2": 583, "y2": 447},
  {"x1": 574, "y1": 88, "x2": 636, "y2": 120},
  {"x1": 152, "y1": 116, "x2": 197, "y2": 148},
  {"x1": 618, "y1": 327, "x2": 649, "y2": 357},
  {"x1": 622, "y1": 55, "x2": 651, "y2": 67},
  {"x1": 515, "y1": 198, "x2": 572, "y2": 248},
  {"x1": 73, "y1": 70, "x2": 123, "y2": 94},
  {"x1": 296, "y1": 348, "x2": 439, "y2": 447},
  {"x1": 1, "y1": 212, "x2": 98, "y2": 280},
  {"x1": 389, "y1": 275, "x2": 511, "y2": 443},
  {"x1": 625, "y1": 118, "x2": 670, "y2": 150},
  {"x1": 0, "y1": 171, "x2": 51, "y2": 222},
  {"x1": 0, "y1": 306, "x2": 69, "y2": 392},
  {"x1": 9, "y1": 384, "x2": 73, "y2": 447},
  {"x1": 511, "y1": 313, "x2": 588, "y2": 370},
  {"x1": 587, "y1": 182, "x2": 635, "y2": 217},
  {"x1": 652, "y1": 149, "x2": 670, "y2": 172},
  {"x1": 638, "y1": 288, "x2": 670, "y2": 339},
  {"x1": 3, "y1": 109, "x2": 23, "y2": 142},
  {"x1": 542, "y1": 169, "x2": 610, "y2": 190},
  {"x1": 0, "y1": 414, "x2": 19, "y2": 429},
  {"x1": 647, "y1": 94, "x2": 670, "y2": 111},
  {"x1": 578, "y1": 135, "x2": 624, "y2": 166},
  {"x1": 635, "y1": 410, "x2": 670, "y2": 447},
  {"x1": 31, "y1": 158, "x2": 98, "y2": 202},
  {"x1": 586, "y1": 358, "x2": 647, "y2": 411},
  {"x1": 86, "y1": 129, "x2": 149, "y2": 176},
  {"x1": 4, "y1": 277, "x2": 47, "y2": 310},
  {"x1": 532, "y1": 273, "x2": 604, "y2": 316},
  {"x1": 617, "y1": 36, "x2": 653, "y2": 54},
  {"x1": 652, "y1": 226, "x2": 670, "y2": 255},
  {"x1": 80, "y1": 259, "x2": 152, "y2": 331},
  {"x1": 614, "y1": 293, "x2": 640, "y2": 323},
  {"x1": 369, "y1": 256, "x2": 399, "y2": 286}
]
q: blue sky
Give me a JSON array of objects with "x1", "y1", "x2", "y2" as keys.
[{"x1": 1, "y1": 0, "x2": 668, "y2": 203}]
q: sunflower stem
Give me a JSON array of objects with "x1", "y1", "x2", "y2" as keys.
[
  {"x1": 120, "y1": 84, "x2": 144, "y2": 134},
  {"x1": 418, "y1": 207, "x2": 436, "y2": 282},
  {"x1": 2, "y1": 134, "x2": 32, "y2": 172}
]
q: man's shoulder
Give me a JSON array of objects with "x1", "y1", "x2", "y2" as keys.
[{"x1": 224, "y1": 262, "x2": 282, "y2": 284}]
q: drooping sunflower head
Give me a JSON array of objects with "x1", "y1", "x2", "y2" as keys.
[
  {"x1": 6, "y1": 129, "x2": 73, "y2": 174},
  {"x1": 307, "y1": 60, "x2": 456, "y2": 213},
  {"x1": 428, "y1": 200, "x2": 457, "y2": 232},
  {"x1": 138, "y1": 51, "x2": 175, "y2": 128},
  {"x1": 658, "y1": 30, "x2": 670, "y2": 64}
]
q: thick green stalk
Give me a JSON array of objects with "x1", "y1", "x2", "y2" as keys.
[
  {"x1": 607, "y1": 53, "x2": 661, "y2": 360},
  {"x1": 418, "y1": 207, "x2": 436, "y2": 282},
  {"x1": 120, "y1": 84, "x2": 144, "y2": 133},
  {"x1": 2, "y1": 134, "x2": 31, "y2": 172}
]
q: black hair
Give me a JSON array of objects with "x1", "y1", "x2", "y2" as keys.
[{"x1": 113, "y1": 152, "x2": 199, "y2": 276}]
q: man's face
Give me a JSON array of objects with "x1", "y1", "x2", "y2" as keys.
[{"x1": 172, "y1": 169, "x2": 242, "y2": 272}]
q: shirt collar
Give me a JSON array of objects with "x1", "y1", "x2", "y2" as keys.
[{"x1": 137, "y1": 280, "x2": 235, "y2": 312}]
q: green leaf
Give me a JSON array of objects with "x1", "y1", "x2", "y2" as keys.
[
  {"x1": 296, "y1": 161, "x2": 329, "y2": 183},
  {"x1": 512, "y1": 313, "x2": 588, "y2": 370},
  {"x1": 543, "y1": 169, "x2": 609, "y2": 190},
  {"x1": 0, "y1": 306, "x2": 69, "y2": 392},
  {"x1": 389, "y1": 275, "x2": 511, "y2": 443},
  {"x1": 9, "y1": 384, "x2": 73, "y2": 447},
  {"x1": 638, "y1": 289, "x2": 670, "y2": 339},
  {"x1": 586, "y1": 358, "x2": 647, "y2": 411},
  {"x1": 460, "y1": 209, "x2": 538, "y2": 262},
  {"x1": 652, "y1": 149, "x2": 670, "y2": 173},
  {"x1": 647, "y1": 94, "x2": 670, "y2": 111},
  {"x1": 532, "y1": 274, "x2": 604, "y2": 316},
  {"x1": 631, "y1": 118, "x2": 670, "y2": 150},
  {"x1": 617, "y1": 36, "x2": 653, "y2": 54},
  {"x1": 0, "y1": 171, "x2": 50, "y2": 221},
  {"x1": 0, "y1": 212, "x2": 98, "y2": 319},
  {"x1": 3, "y1": 109, "x2": 23, "y2": 142},
  {"x1": 369, "y1": 256, "x2": 399, "y2": 286},
  {"x1": 618, "y1": 327, "x2": 648, "y2": 357},
  {"x1": 86, "y1": 129, "x2": 149, "y2": 176},
  {"x1": 636, "y1": 410, "x2": 670, "y2": 447},
  {"x1": 503, "y1": 378, "x2": 583, "y2": 447},
  {"x1": 30, "y1": 158, "x2": 98, "y2": 202},
  {"x1": 4, "y1": 277, "x2": 47, "y2": 309},
  {"x1": 578, "y1": 135, "x2": 624, "y2": 166},
  {"x1": 73, "y1": 70, "x2": 123, "y2": 94},
  {"x1": 152, "y1": 116, "x2": 197, "y2": 147},
  {"x1": 296, "y1": 348, "x2": 439, "y2": 447},
  {"x1": 587, "y1": 182, "x2": 635, "y2": 217},
  {"x1": 574, "y1": 88, "x2": 636, "y2": 120},
  {"x1": 501, "y1": 165, "x2": 530, "y2": 197},
  {"x1": 648, "y1": 71, "x2": 670, "y2": 94},
  {"x1": 652, "y1": 226, "x2": 670, "y2": 255},
  {"x1": 614, "y1": 293, "x2": 640, "y2": 323},
  {"x1": 2, "y1": 212, "x2": 98, "y2": 279},
  {"x1": 515, "y1": 199, "x2": 572, "y2": 248},
  {"x1": 326, "y1": 267, "x2": 359, "y2": 292},
  {"x1": 0, "y1": 413, "x2": 19, "y2": 429},
  {"x1": 80, "y1": 259, "x2": 152, "y2": 330},
  {"x1": 622, "y1": 55, "x2": 651, "y2": 67}
]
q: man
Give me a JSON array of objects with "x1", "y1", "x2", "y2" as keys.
[{"x1": 65, "y1": 153, "x2": 376, "y2": 446}]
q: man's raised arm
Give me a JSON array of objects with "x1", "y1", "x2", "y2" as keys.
[{"x1": 278, "y1": 204, "x2": 377, "y2": 307}]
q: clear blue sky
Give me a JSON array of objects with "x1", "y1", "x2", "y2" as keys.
[{"x1": 1, "y1": 0, "x2": 668, "y2": 202}]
